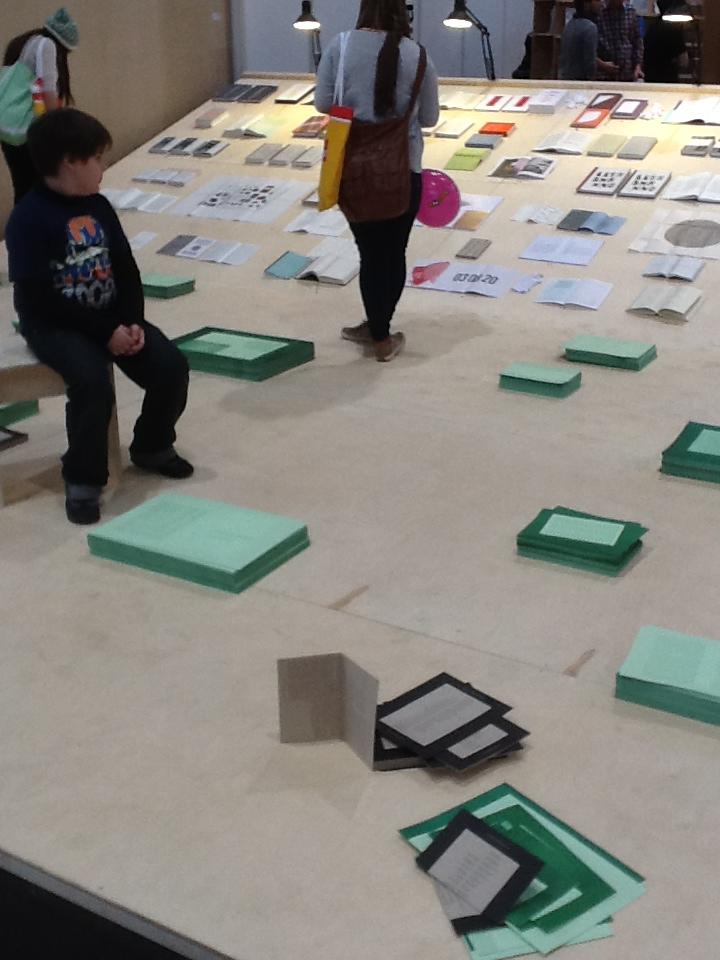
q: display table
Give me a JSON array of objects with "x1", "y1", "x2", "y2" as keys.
[{"x1": 0, "y1": 76, "x2": 719, "y2": 960}]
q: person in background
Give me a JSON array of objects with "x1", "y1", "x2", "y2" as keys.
[
  {"x1": 2, "y1": 7, "x2": 78, "y2": 204},
  {"x1": 644, "y1": 0, "x2": 688, "y2": 82},
  {"x1": 315, "y1": 0, "x2": 439, "y2": 362},
  {"x1": 597, "y1": 0, "x2": 644, "y2": 81},
  {"x1": 560, "y1": 0, "x2": 603, "y2": 80},
  {"x1": 6, "y1": 109, "x2": 192, "y2": 524}
]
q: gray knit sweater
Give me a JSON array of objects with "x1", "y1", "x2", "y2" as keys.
[{"x1": 315, "y1": 30, "x2": 439, "y2": 173}]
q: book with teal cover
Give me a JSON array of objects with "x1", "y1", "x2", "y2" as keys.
[
  {"x1": 401, "y1": 783, "x2": 644, "y2": 956},
  {"x1": 517, "y1": 506, "x2": 647, "y2": 574},
  {"x1": 88, "y1": 493, "x2": 309, "y2": 593},
  {"x1": 661, "y1": 421, "x2": 720, "y2": 483},
  {"x1": 0, "y1": 400, "x2": 39, "y2": 429},
  {"x1": 500, "y1": 363, "x2": 581, "y2": 398},
  {"x1": 616, "y1": 625, "x2": 720, "y2": 724},
  {"x1": 142, "y1": 274, "x2": 195, "y2": 299},
  {"x1": 174, "y1": 327, "x2": 314, "y2": 381},
  {"x1": 563, "y1": 335, "x2": 657, "y2": 371}
]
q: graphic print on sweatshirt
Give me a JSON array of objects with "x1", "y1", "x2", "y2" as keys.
[{"x1": 51, "y1": 216, "x2": 116, "y2": 309}]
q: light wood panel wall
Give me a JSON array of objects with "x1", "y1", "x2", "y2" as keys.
[{"x1": 1, "y1": 0, "x2": 231, "y2": 230}]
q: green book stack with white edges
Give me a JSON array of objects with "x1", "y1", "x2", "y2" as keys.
[
  {"x1": 142, "y1": 274, "x2": 196, "y2": 299},
  {"x1": 661, "y1": 421, "x2": 720, "y2": 483},
  {"x1": 445, "y1": 147, "x2": 490, "y2": 171},
  {"x1": 616, "y1": 625, "x2": 720, "y2": 725},
  {"x1": 88, "y1": 493, "x2": 309, "y2": 593},
  {"x1": 400, "y1": 782, "x2": 645, "y2": 959},
  {"x1": 517, "y1": 506, "x2": 647, "y2": 575},
  {"x1": 563, "y1": 335, "x2": 657, "y2": 371},
  {"x1": 0, "y1": 400, "x2": 39, "y2": 429},
  {"x1": 499, "y1": 363, "x2": 581, "y2": 398},
  {"x1": 174, "y1": 326, "x2": 314, "y2": 382}
]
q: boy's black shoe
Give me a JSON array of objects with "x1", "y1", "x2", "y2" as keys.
[
  {"x1": 66, "y1": 497, "x2": 101, "y2": 524},
  {"x1": 65, "y1": 484, "x2": 102, "y2": 525},
  {"x1": 131, "y1": 450, "x2": 194, "y2": 479}
]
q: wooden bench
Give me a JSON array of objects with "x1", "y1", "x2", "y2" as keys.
[{"x1": 0, "y1": 330, "x2": 121, "y2": 507}]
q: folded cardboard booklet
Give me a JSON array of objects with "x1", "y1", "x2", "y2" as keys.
[{"x1": 278, "y1": 654, "x2": 379, "y2": 769}]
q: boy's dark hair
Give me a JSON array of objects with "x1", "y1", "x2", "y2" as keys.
[{"x1": 27, "y1": 108, "x2": 112, "y2": 178}]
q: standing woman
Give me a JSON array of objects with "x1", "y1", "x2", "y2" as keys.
[
  {"x1": 2, "y1": 7, "x2": 79, "y2": 204},
  {"x1": 315, "y1": 0, "x2": 439, "y2": 362}
]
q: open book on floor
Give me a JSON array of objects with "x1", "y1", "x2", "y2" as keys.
[
  {"x1": 643, "y1": 255, "x2": 704, "y2": 281},
  {"x1": 627, "y1": 285, "x2": 702, "y2": 322},
  {"x1": 534, "y1": 130, "x2": 592, "y2": 155},
  {"x1": 224, "y1": 114, "x2": 282, "y2": 138},
  {"x1": 557, "y1": 209, "x2": 625, "y2": 235},
  {"x1": 663, "y1": 172, "x2": 720, "y2": 203},
  {"x1": 536, "y1": 278, "x2": 612, "y2": 310},
  {"x1": 489, "y1": 156, "x2": 556, "y2": 180},
  {"x1": 664, "y1": 96, "x2": 720, "y2": 126}
]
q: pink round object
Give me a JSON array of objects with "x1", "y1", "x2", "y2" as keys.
[{"x1": 417, "y1": 169, "x2": 461, "y2": 228}]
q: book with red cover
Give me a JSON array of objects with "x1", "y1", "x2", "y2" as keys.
[
  {"x1": 292, "y1": 115, "x2": 330, "y2": 138},
  {"x1": 480, "y1": 122, "x2": 515, "y2": 137},
  {"x1": 588, "y1": 92, "x2": 623, "y2": 111},
  {"x1": 571, "y1": 108, "x2": 610, "y2": 129}
]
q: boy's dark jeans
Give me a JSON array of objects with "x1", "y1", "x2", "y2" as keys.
[{"x1": 21, "y1": 320, "x2": 189, "y2": 487}]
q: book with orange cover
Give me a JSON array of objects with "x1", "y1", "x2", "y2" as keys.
[
  {"x1": 571, "y1": 108, "x2": 610, "y2": 129},
  {"x1": 480, "y1": 122, "x2": 515, "y2": 137}
]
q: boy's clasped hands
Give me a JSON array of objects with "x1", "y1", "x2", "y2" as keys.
[{"x1": 108, "y1": 324, "x2": 145, "y2": 357}]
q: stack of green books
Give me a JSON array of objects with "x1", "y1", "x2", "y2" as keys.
[
  {"x1": 142, "y1": 273, "x2": 196, "y2": 299},
  {"x1": 661, "y1": 421, "x2": 720, "y2": 483},
  {"x1": 174, "y1": 327, "x2": 314, "y2": 382},
  {"x1": 445, "y1": 147, "x2": 490, "y2": 172},
  {"x1": 88, "y1": 493, "x2": 309, "y2": 593},
  {"x1": 517, "y1": 506, "x2": 648, "y2": 575},
  {"x1": 400, "y1": 783, "x2": 645, "y2": 960},
  {"x1": 499, "y1": 363, "x2": 581, "y2": 398},
  {"x1": 616, "y1": 625, "x2": 720, "y2": 725},
  {"x1": 563, "y1": 335, "x2": 657, "y2": 371},
  {"x1": 0, "y1": 400, "x2": 39, "y2": 429}
]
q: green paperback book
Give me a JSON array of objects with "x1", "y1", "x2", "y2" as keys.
[
  {"x1": 142, "y1": 273, "x2": 196, "y2": 299},
  {"x1": 661, "y1": 421, "x2": 720, "y2": 483},
  {"x1": 445, "y1": 147, "x2": 490, "y2": 172},
  {"x1": 464, "y1": 920, "x2": 613, "y2": 960},
  {"x1": 616, "y1": 625, "x2": 720, "y2": 725},
  {"x1": 517, "y1": 506, "x2": 647, "y2": 575},
  {"x1": 174, "y1": 327, "x2": 314, "y2": 382},
  {"x1": 88, "y1": 493, "x2": 309, "y2": 593},
  {"x1": 563, "y1": 335, "x2": 657, "y2": 371},
  {"x1": 401, "y1": 783, "x2": 645, "y2": 957},
  {"x1": 500, "y1": 363, "x2": 581, "y2": 399},
  {"x1": 0, "y1": 400, "x2": 39, "y2": 429}
]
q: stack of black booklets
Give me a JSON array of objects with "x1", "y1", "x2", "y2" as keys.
[
  {"x1": 374, "y1": 673, "x2": 528, "y2": 772},
  {"x1": 213, "y1": 82, "x2": 278, "y2": 104}
]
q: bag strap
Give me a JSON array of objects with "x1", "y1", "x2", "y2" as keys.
[
  {"x1": 334, "y1": 31, "x2": 350, "y2": 106},
  {"x1": 404, "y1": 45, "x2": 427, "y2": 120}
]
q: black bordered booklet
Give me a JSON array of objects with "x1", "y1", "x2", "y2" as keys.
[
  {"x1": 433, "y1": 716, "x2": 529, "y2": 771},
  {"x1": 416, "y1": 810, "x2": 544, "y2": 933},
  {"x1": 376, "y1": 673, "x2": 511, "y2": 758}
]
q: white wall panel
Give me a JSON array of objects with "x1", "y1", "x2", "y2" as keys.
[{"x1": 231, "y1": 0, "x2": 533, "y2": 81}]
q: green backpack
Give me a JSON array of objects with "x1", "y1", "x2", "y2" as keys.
[{"x1": 0, "y1": 62, "x2": 34, "y2": 146}]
